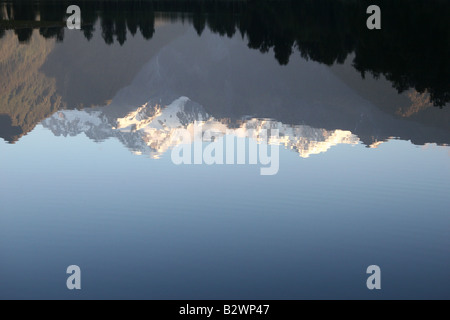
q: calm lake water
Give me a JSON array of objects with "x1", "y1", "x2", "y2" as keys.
[{"x1": 0, "y1": 0, "x2": 449, "y2": 299}]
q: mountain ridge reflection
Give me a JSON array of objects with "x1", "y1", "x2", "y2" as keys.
[
  {"x1": 41, "y1": 96, "x2": 362, "y2": 159},
  {"x1": 0, "y1": 8, "x2": 449, "y2": 148}
]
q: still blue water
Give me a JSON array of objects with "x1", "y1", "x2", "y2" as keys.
[{"x1": 0, "y1": 125, "x2": 448, "y2": 299}]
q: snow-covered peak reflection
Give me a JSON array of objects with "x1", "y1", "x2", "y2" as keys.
[{"x1": 41, "y1": 96, "x2": 360, "y2": 159}]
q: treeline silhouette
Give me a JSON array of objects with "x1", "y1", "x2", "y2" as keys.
[{"x1": 1, "y1": 0, "x2": 449, "y2": 106}]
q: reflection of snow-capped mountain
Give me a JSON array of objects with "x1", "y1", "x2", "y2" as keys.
[
  {"x1": 37, "y1": 27, "x2": 449, "y2": 150},
  {"x1": 41, "y1": 96, "x2": 360, "y2": 159}
]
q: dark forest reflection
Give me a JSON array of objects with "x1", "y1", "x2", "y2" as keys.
[{"x1": 1, "y1": 0, "x2": 449, "y2": 108}]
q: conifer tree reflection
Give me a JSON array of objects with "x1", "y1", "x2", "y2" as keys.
[{"x1": 0, "y1": 0, "x2": 448, "y2": 106}]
